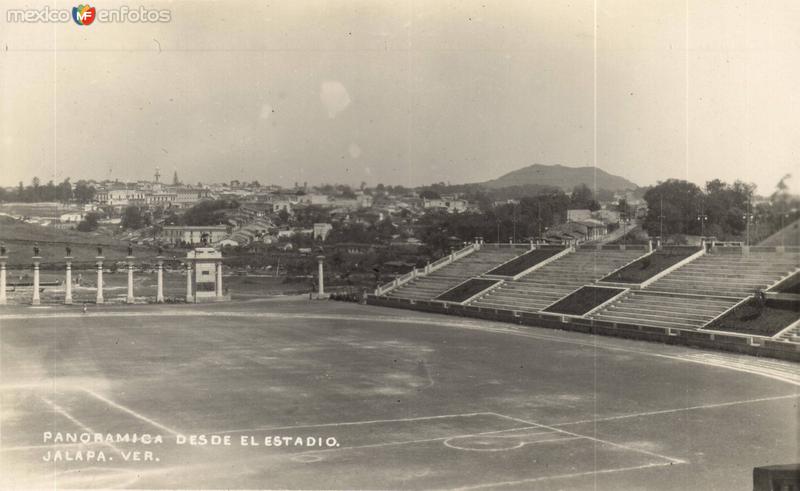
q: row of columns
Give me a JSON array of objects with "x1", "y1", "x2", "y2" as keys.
[{"x1": 0, "y1": 255, "x2": 176, "y2": 306}]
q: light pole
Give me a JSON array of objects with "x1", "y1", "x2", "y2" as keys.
[
  {"x1": 659, "y1": 197, "x2": 665, "y2": 240},
  {"x1": 496, "y1": 218, "x2": 500, "y2": 245},
  {"x1": 696, "y1": 212, "x2": 708, "y2": 238}
]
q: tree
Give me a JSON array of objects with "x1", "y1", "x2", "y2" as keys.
[
  {"x1": 570, "y1": 184, "x2": 600, "y2": 211},
  {"x1": 643, "y1": 179, "x2": 703, "y2": 236},
  {"x1": 74, "y1": 181, "x2": 96, "y2": 204},
  {"x1": 172, "y1": 171, "x2": 180, "y2": 186},
  {"x1": 121, "y1": 206, "x2": 149, "y2": 230},
  {"x1": 181, "y1": 199, "x2": 238, "y2": 226},
  {"x1": 57, "y1": 178, "x2": 72, "y2": 203},
  {"x1": 617, "y1": 199, "x2": 630, "y2": 217},
  {"x1": 77, "y1": 212, "x2": 100, "y2": 232},
  {"x1": 419, "y1": 189, "x2": 441, "y2": 200},
  {"x1": 276, "y1": 208, "x2": 290, "y2": 225}
]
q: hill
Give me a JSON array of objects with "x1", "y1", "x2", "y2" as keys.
[
  {"x1": 0, "y1": 216, "x2": 160, "y2": 267},
  {"x1": 759, "y1": 218, "x2": 800, "y2": 247},
  {"x1": 483, "y1": 164, "x2": 638, "y2": 192}
]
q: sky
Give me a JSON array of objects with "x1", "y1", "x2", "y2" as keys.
[{"x1": 1, "y1": 0, "x2": 798, "y2": 195}]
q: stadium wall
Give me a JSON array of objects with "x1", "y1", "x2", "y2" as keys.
[{"x1": 366, "y1": 295, "x2": 800, "y2": 362}]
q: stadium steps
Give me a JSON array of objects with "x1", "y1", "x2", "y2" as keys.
[
  {"x1": 644, "y1": 252, "x2": 800, "y2": 298},
  {"x1": 776, "y1": 323, "x2": 800, "y2": 344},
  {"x1": 386, "y1": 247, "x2": 526, "y2": 300},
  {"x1": 588, "y1": 290, "x2": 738, "y2": 329},
  {"x1": 470, "y1": 249, "x2": 646, "y2": 311}
]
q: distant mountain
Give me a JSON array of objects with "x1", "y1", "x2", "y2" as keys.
[{"x1": 483, "y1": 164, "x2": 638, "y2": 192}]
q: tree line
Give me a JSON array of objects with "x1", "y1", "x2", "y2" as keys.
[
  {"x1": 642, "y1": 176, "x2": 798, "y2": 242},
  {"x1": 0, "y1": 178, "x2": 96, "y2": 204}
]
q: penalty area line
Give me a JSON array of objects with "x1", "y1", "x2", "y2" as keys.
[
  {"x1": 81, "y1": 389, "x2": 181, "y2": 436},
  {"x1": 488, "y1": 412, "x2": 687, "y2": 465},
  {"x1": 40, "y1": 396, "x2": 122, "y2": 454}
]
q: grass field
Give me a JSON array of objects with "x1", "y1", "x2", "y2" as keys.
[
  {"x1": 760, "y1": 219, "x2": 800, "y2": 247},
  {"x1": 600, "y1": 247, "x2": 700, "y2": 284},
  {"x1": 1, "y1": 300, "x2": 798, "y2": 490}
]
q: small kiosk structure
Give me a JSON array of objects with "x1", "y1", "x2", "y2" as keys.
[{"x1": 185, "y1": 247, "x2": 229, "y2": 302}]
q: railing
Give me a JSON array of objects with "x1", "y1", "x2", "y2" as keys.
[{"x1": 374, "y1": 243, "x2": 479, "y2": 296}]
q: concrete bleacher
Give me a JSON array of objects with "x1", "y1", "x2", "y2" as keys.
[
  {"x1": 587, "y1": 290, "x2": 738, "y2": 329},
  {"x1": 470, "y1": 247, "x2": 646, "y2": 312},
  {"x1": 777, "y1": 323, "x2": 800, "y2": 344},
  {"x1": 645, "y1": 251, "x2": 800, "y2": 297},
  {"x1": 589, "y1": 249, "x2": 800, "y2": 330},
  {"x1": 385, "y1": 246, "x2": 526, "y2": 301}
]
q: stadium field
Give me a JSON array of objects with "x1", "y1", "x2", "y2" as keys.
[{"x1": 1, "y1": 299, "x2": 797, "y2": 490}]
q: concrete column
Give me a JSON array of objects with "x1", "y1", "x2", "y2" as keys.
[
  {"x1": 186, "y1": 263, "x2": 194, "y2": 302},
  {"x1": 156, "y1": 258, "x2": 164, "y2": 303},
  {"x1": 215, "y1": 261, "x2": 223, "y2": 298},
  {"x1": 316, "y1": 256, "x2": 325, "y2": 297},
  {"x1": 95, "y1": 257, "x2": 104, "y2": 304},
  {"x1": 64, "y1": 259, "x2": 73, "y2": 305},
  {"x1": 32, "y1": 258, "x2": 41, "y2": 305},
  {"x1": 126, "y1": 257, "x2": 135, "y2": 304},
  {"x1": 0, "y1": 259, "x2": 7, "y2": 305}
]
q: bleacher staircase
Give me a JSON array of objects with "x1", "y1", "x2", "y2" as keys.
[
  {"x1": 589, "y1": 249, "x2": 800, "y2": 330},
  {"x1": 471, "y1": 247, "x2": 646, "y2": 312},
  {"x1": 384, "y1": 245, "x2": 526, "y2": 301}
]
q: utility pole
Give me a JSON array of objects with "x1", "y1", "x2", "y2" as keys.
[
  {"x1": 537, "y1": 202, "x2": 542, "y2": 239},
  {"x1": 512, "y1": 203, "x2": 518, "y2": 243},
  {"x1": 659, "y1": 197, "x2": 665, "y2": 240},
  {"x1": 742, "y1": 197, "x2": 754, "y2": 246},
  {"x1": 621, "y1": 214, "x2": 630, "y2": 244}
]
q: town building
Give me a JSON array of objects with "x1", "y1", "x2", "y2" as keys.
[
  {"x1": 159, "y1": 225, "x2": 229, "y2": 245},
  {"x1": 567, "y1": 209, "x2": 593, "y2": 222},
  {"x1": 422, "y1": 195, "x2": 469, "y2": 213},
  {"x1": 313, "y1": 223, "x2": 333, "y2": 241}
]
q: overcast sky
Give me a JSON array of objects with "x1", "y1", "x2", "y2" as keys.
[{"x1": 1, "y1": 0, "x2": 798, "y2": 194}]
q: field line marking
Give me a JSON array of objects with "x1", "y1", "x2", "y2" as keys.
[
  {"x1": 81, "y1": 389, "x2": 180, "y2": 436},
  {"x1": 2, "y1": 442, "x2": 102, "y2": 452},
  {"x1": 551, "y1": 393, "x2": 800, "y2": 427},
  {"x1": 210, "y1": 411, "x2": 498, "y2": 435},
  {"x1": 452, "y1": 462, "x2": 678, "y2": 490},
  {"x1": 39, "y1": 396, "x2": 121, "y2": 454},
  {"x1": 293, "y1": 425, "x2": 556, "y2": 456},
  {"x1": 487, "y1": 412, "x2": 687, "y2": 464},
  {"x1": 443, "y1": 435, "x2": 582, "y2": 452}
]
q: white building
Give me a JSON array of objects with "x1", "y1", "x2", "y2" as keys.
[
  {"x1": 160, "y1": 225, "x2": 229, "y2": 245},
  {"x1": 567, "y1": 209, "x2": 592, "y2": 222},
  {"x1": 59, "y1": 212, "x2": 84, "y2": 223},
  {"x1": 313, "y1": 223, "x2": 333, "y2": 241},
  {"x1": 423, "y1": 196, "x2": 469, "y2": 213}
]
